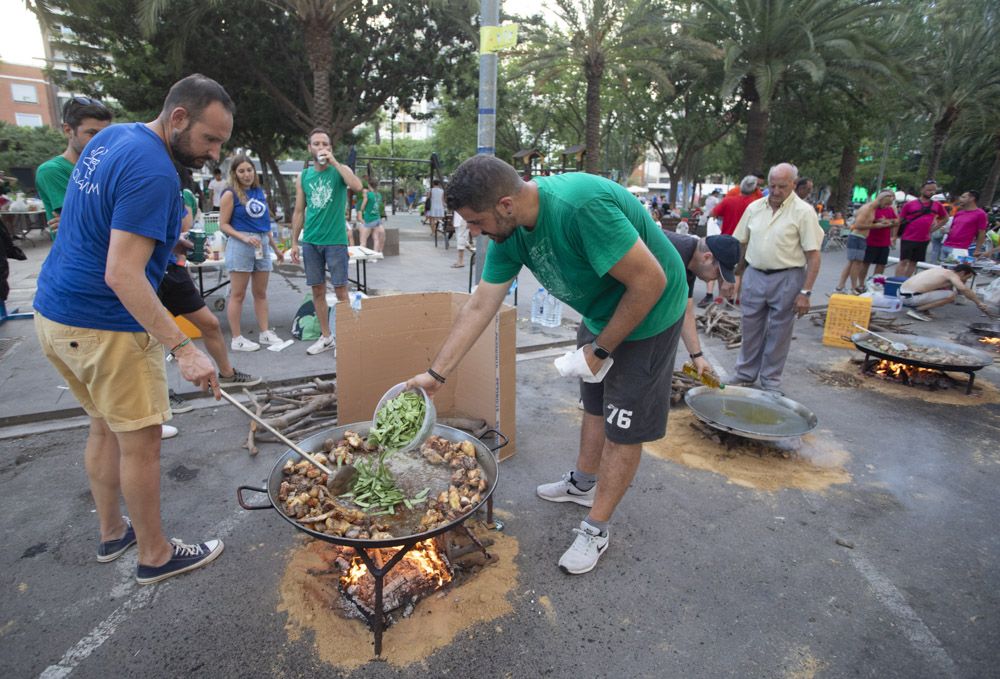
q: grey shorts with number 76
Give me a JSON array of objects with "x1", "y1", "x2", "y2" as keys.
[{"x1": 577, "y1": 316, "x2": 683, "y2": 445}]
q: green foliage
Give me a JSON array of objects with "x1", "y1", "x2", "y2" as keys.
[
  {"x1": 0, "y1": 122, "x2": 65, "y2": 174},
  {"x1": 515, "y1": 0, "x2": 711, "y2": 173}
]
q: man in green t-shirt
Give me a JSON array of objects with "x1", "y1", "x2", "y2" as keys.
[
  {"x1": 407, "y1": 156, "x2": 689, "y2": 575},
  {"x1": 290, "y1": 127, "x2": 363, "y2": 355},
  {"x1": 35, "y1": 96, "x2": 114, "y2": 232}
]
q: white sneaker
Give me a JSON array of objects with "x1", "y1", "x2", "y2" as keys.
[
  {"x1": 536, "y1": 472, "x2": 596, "y2": 507},
  {"x1": 161, "y1": 424, "x2": 178, "y2": 440},
  {"x1": 257, "y1": 329, "x2": 283, "y2": 345},
  {"x1": 558, "y1": 522, "x2": 609, "y2": 575},
  {"x1": 306, "y1": 335, "x2": 335, "y2": 355},
  {"x1": 231, "y1": 335, "x2": 260, "y2": 352}
]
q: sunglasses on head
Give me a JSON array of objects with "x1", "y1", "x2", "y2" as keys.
[
  {"x1": 66, "y1": 95, "x2": 109, "y2": 111},
  {"x1": 922, "y1": 179, "x2": 936, "y2": 186}
]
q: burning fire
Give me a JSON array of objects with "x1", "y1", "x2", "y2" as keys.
[
  {"x1": 873, "y1": 360, "x2": 912, "y2": 379},
  {"x1": 979, "y1": 336, "x2": 1000, "y2": 347},
  {"x1": 871, "y1": 360, "x2": 942, "y2": 381},
  {"x1": 341, "y1": 539, "x2": 453, "y2": 591}
]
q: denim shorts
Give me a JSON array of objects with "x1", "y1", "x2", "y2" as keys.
[
  {"x1": 225, "y1": 234, "x2": 273, "y2": 273},
  {"x1": 846, "y1": 234, "x2": 867, "y2": 261},
  {"x1": 302, "y1": 243, "x2": 348, "y2": 287}
]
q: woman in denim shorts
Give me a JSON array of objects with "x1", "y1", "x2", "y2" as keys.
[
  {"x1": 836, "y1": 213, "x2": 872, "y2": 294},
  {"x1": 220, "y1": 155, "x2": 285, "y2": 352}
]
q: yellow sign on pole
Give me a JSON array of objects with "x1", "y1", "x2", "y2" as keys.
[{"x1": 480, "y1": 24, "x2": 519, "y2": 54}]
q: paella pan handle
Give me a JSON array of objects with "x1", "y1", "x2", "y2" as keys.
[
  {"x1": 237, "y1": 485, "x2": 272, "y2": 510},
  {"x1": 479, "y1": 429, "x2": 509, "y2": 455}
]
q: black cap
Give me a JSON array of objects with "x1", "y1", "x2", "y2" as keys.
[{"x1": 705, "y1": 235, "x2": 739, "y2": 283}]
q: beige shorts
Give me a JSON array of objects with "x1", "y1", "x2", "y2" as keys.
[{"x1": 35, "y1": 313, "x2": 171, "y2": 432}]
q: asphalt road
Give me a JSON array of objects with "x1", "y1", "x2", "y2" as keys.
[{"x1": 2, "y1": 355, "x2": 999, "y2": 678}]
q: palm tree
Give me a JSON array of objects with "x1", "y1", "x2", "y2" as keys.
[
  {"x1": 949, "y1": 104, "x2": 1000, "y2": 208},
  {"x1": 699, "y1": 0, "x2": 892, "y2": 176},
  {"x1": 135, "y1": 0, "x2": 363, "y2": 131},
  {"x1": 902, "y1": 1, "x2": 1000, "y2": 179},
  {"x1": 517, "y1": 0, "x2": 707, "y2": 174}
]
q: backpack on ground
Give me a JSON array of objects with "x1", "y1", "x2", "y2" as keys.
[{"x1": 291, "y1": 299, "x2": 321, "y2": 341}]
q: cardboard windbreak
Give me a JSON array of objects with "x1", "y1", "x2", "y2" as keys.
[{"x1": 335, "y1": 292, "x2": 517, "y2": 460}]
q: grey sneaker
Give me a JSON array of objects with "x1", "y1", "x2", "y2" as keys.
[
  {"x1": 536, "y1": 472, "x2": 595, "y2": 507},
  {"x1": 169, "y1": 389, "x2": 193, "y2": 414},
  {"x1": 558, "y1": 522, "x2": 609, "y2": 575},
  {"x1": 218, "y1": 370, "x2": 262, "y2": 388}
]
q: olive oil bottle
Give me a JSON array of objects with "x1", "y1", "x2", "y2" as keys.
[{"x1": 681, "y1": 362, "x2": 725, "y2": 389}]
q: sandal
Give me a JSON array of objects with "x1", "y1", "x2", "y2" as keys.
[{"x1": 451, "y1": 263, "x2": 465, "y2": 268}]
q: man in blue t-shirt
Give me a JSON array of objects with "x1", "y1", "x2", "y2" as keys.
[
  {"x1": 407, "y1": 155, "x2": 691, "y2": 576},
  {"x1": 34, "y1": 74, "x2": 233, "y2": 586}
]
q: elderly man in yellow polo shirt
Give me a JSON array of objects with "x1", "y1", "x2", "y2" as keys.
[{"x1": 732, "y1": 163, "x2": 824, "y2": 394}]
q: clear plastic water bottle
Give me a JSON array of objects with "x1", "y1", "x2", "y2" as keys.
[
  {"x1": 542, "y1": 291, "x2": 562, "y2": 327},
  {"x1": 531, "y1": 287, "x2": 547, "y2": 325},
  {"x1": 351, "y1": 292, "x2": 362, "y2": 311}
]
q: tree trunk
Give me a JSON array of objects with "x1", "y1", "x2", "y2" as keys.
[
  {"x1": 982, "y1": 135, "x2": 1000, "y2": 208},
  {"x1": 926, "y1": 105, "x2": 959, "y2": 180},
  {"x1": 667, "y1": 168, "x2": 679, "y2": 207},
  {"x1": 304, "y1": 20, "x2": 334, "y2": 129},
  {"x1": 263, "y1": 151, "x2": 292, "y2": 221},
  {"x1": 741, "y1": 93, "x2": 769, "y2": 177},
  {"x1": 258, "y1": 144, "x2": 274, "y2": 208},
  {"x1": 832, "y1": 140, "x2": 860, "y2": 214},
  {"x1": 583, "y1": 52, "x2": 605, "y2": 175}
]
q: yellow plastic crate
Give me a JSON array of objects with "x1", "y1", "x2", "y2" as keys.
[
  {"x1": 173, "y1": 314, "x2": 202, "y2": 339},
  {"x1": 822, "y1": 294, "x2": 871, "y2": 348}
]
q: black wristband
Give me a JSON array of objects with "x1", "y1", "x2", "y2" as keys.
[
  {"x1": 427, "y1": 368, "x2": 446, "y2": 384},
  {"x1": 689, "y1": 351, "x2": 703, "y2": 360}
]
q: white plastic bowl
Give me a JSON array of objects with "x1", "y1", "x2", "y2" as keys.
[{"x1": 371, "y1": 382, "x2": 435, "y2": 453}]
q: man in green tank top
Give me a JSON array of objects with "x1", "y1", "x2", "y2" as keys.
[
  {"x1": 407, "y1": 156, "x2": 690, "y2": 575},
  {"x1": 35, "y1": 96, "x2": 113, "y2": 233},
  {"x1": 291, "y1": 128, "x2": 363, "y2": 355}
]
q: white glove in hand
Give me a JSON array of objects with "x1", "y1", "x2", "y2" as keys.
[{"x1": 554, "y1": 346, "x2": 613, "y2": 383}]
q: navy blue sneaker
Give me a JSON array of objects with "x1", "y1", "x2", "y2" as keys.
[
  {"x1": 136, "y1": 538, "x2": 224, "y2": 585},
  {"x1": 96, "y1": 517, "x2": 137, "y2": 563}
]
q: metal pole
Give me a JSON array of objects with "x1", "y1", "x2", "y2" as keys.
[
  {"x1": 390, "y1": 103, "x2": 396, "y2": 215},
  {"x1": 473, "y1": 0, "x2": 499, "y2": 286}
]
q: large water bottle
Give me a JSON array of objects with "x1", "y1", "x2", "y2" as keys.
[
  {"x1": 530, "y1": 287, "x2": 547, "y2": 325},
  {"x1": 542, "y1": 291, "x2": 563, "y2": 327}
]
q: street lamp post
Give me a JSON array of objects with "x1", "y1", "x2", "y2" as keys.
[{"x1": 390, "y1": 103, "x2": 396, "y2": 215}]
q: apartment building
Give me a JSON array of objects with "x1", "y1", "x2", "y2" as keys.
[{"x1": 0, "y1": 62, "x2": 56, "y2": 128}]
